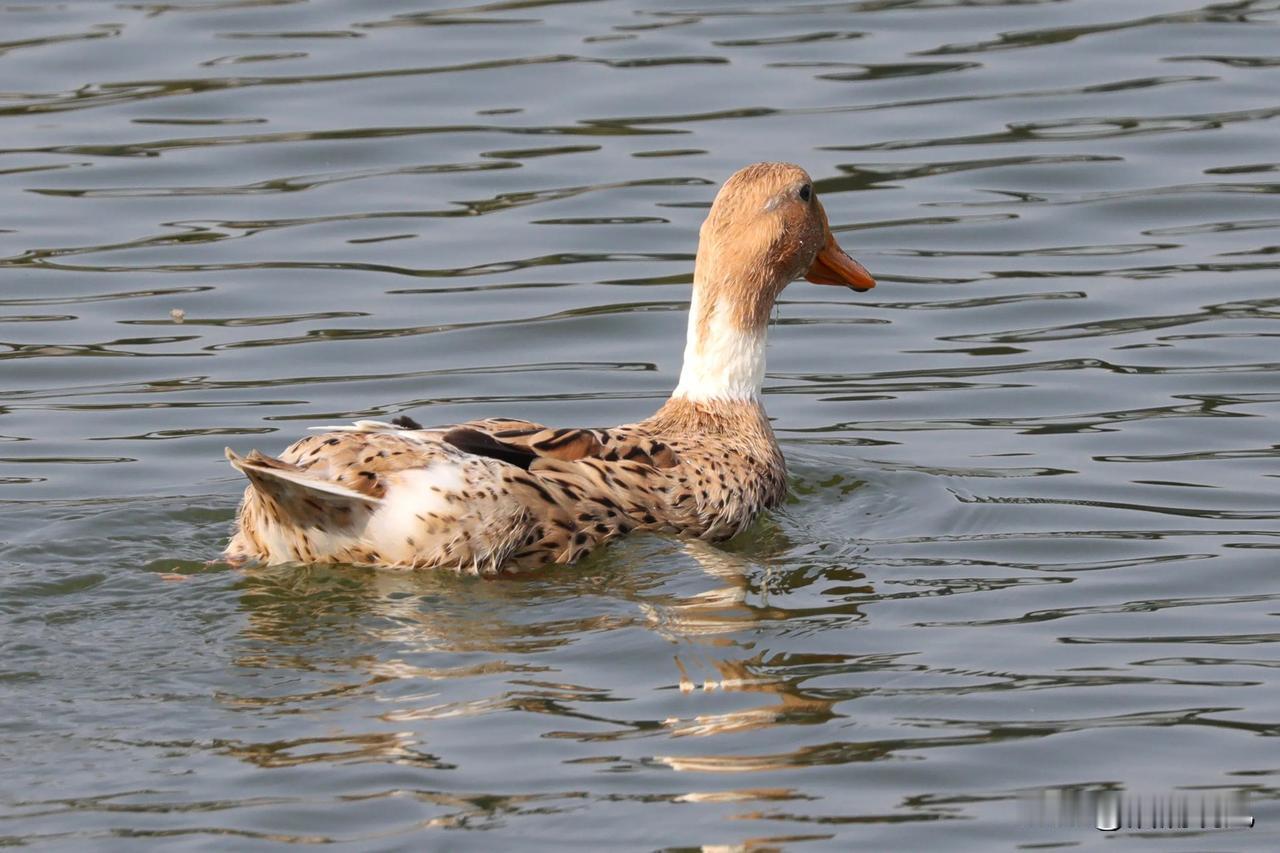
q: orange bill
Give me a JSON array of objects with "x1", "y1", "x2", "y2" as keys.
[{"x1": 805, "y1": 236, "x2": 875, "y2": 292}]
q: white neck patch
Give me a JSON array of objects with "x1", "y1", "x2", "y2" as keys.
[{"x1": 672, "y1": 287, "x2": 767, "y2": 402}]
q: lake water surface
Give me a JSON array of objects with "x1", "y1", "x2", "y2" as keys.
[{"x1": 2, "y1": 0, "x2": 1278, "y2": 849}]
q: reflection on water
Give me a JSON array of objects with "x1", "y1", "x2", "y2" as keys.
[
  {"x1": 3, "y1": 0, "x2": 1279, "y2": 848},
  {"x1": 226, "y1": 537, "x2": 862, "y2": 776}
]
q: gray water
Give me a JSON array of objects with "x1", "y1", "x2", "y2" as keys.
[{"x1": 2, "y1": 0, "x2": 1278, "y2": 849}]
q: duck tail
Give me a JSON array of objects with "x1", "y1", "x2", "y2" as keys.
[
  {"x1": 225, "y1": 448, "x2": 384, "y2": 565},
  {"x1": 226, "y1": 448, "x2": 385, "y2": 508}
]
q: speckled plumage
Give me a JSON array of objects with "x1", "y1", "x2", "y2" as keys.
[{"x1": 225, "y1": 162, "x2": 875, "y2": 573}]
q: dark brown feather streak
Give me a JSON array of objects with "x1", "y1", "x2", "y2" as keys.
[{"x1": 442, "y1": 428, "x2": 537, "y2": 470}]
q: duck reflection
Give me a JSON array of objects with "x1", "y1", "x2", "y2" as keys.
[
  {"x1": 222, "y1": 524, "x2": 874, "y2": 774},
  {"x1": 233, "y1": 557, "x2": 656, "y2": 657},
  {"x1": 224, "y1": 563, "x2": 596, "y2": 770},
  {"x1": 648, "y1": 539, "x2": 864, "y2": 746},
  {"x1": 213, "y1": 729, "x2": 452, "y2": 770}
]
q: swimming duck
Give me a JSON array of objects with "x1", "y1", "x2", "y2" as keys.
[{"x1": 225, "y1": 162, "x2": 875, "y2": 572}]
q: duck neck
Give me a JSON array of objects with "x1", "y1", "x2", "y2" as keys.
[{"x1": 672, "y1": 281, "x2": 769, "y2": 404}]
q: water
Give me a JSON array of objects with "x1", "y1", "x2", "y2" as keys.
[{"x1": 2, "y1": 0, "x2": 1278, "y2": 848}]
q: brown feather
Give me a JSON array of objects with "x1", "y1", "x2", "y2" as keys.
[
  {"x1": 225, "y1": 161, "x2": 871, "y2": 572},
  {"x1": 442, "y1": 427, "x2": 537, "y2": 470}
]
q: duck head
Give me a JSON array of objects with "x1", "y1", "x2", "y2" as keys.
[{"x1": 673, "y1": 162, "x2": 876, "y2": 403}]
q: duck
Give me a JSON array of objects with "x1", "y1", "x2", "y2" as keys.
[{"x1": 224, "y1": 162, "x2": 875, "y2": 573}]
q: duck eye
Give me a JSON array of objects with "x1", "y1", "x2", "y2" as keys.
[{"x1": 798, "y1": 183, "x2": 812, "y2": 202}]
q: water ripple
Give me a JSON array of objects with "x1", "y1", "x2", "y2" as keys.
[{"x1": 3, "y1": 0, "x2": 1278, "y2": 847}]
